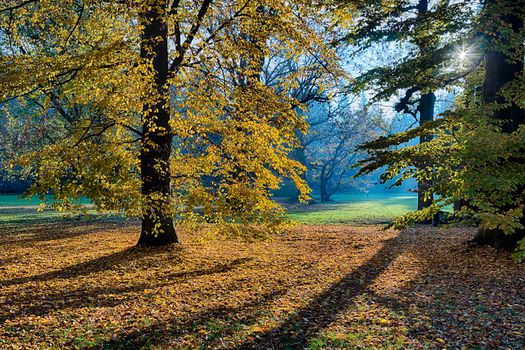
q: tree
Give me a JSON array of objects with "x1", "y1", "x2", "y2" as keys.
[
  {"x1": 305, "y1": 97, "x2": 382, "y2": 203},
  {"x1": 330, "y1": 0, "x2": 474, "y2": 210},
  {"x1": 138, "y1": 0, "x2": 177, "y2": 245},
  {"x1": 471, "y1": 0, "x2": 524, "y2": 249},
  {"x1": 260, "y1": 51, "x2": 342, "y2": 203},
  {"x1": 412, "y1": 0, "x2": 436, "y2": 211},
  {"x1": 354, "y1": 0, "x2": 525, "y2": 255},
  {"x1": 0, "y1": 0, "x2": 336, "y2": 245}
]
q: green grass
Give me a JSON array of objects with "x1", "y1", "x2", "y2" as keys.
[
  {"x1": 0, "y1": 208, "x2": 124, "y2": 225},
  {"x1": 0, "y1": 208, "x2": 66, "y2": 224},
  {"x1": 0, "y1": 195, "x2": 106, "y2": 225},
  {"x1": 287, "y1": 192, "x2": 417, "y2": 225},
  {"x1": 0, "y1": 194, "x2": 91, "y2": 207},
  {"x1": 0, "y1": 192, "x2": 418, "y2": 226},
  {"x1": 0, "y1": 195, "x2": 118, "y2": 225},
  {"x1": 0, "y1": 194, "x2": 51, "y2": 207}
]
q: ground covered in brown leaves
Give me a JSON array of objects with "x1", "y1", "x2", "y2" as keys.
[{"x1": 0, "y1": 220, "x2": 524, "y2": 349}]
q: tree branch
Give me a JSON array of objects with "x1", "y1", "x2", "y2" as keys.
[
  {"x1": 0, "y1": 0, "x2": 37, "y2": 13},
  {"x1": 169, "y1": 0, "x2": 213, "y2": 72}
]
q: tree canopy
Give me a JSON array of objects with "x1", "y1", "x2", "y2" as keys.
[
  {"x1": 0, "y1": 0, "x2": 340, "y2": 244},
  {"x1": 350, "y1": 0, "x2": 525, "y2": 256}
]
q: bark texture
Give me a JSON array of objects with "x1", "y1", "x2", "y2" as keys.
[
  {"x1": 138, "y1": 0, "x2": 178, "y2": 246},
  {"x1": 320, "y1": 165, "x2": 331, "y2": 203},
  {"x1": 473, "y1": 0, "x2": 524, "y2": 248},
  {"x1": 416, "y1": 0, "x2": 435, "y2": 211},
  {"x1": 417, "y1": 91, "x2": 436, "y2": 210}
]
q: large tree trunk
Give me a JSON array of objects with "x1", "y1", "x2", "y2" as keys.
[
  {"x1": 472, "y1": 0, "x2": 524, "y2": 248},
  {"x1": 415, "y1": 0, "x2": 435, "y2": 211},
  {"x1": 417, "y1": 91, "x2": 435, "y2": 210},
  {"x1": 137, "y1": 0, "x2": 178, "y2": 246},
  {"x1": 320, "y1": 166, "x2": 330, "y2": 203}
]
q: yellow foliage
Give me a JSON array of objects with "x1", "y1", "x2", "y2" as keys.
[{"x1": 0, "y1": 0, "x2": 342, "y2": 234}]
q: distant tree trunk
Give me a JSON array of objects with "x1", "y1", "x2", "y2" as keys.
[
  {"x1": 137, "y1": 0, "x2": 178, "y2": 246},
  {"x1": 320, "y1": 165, "x2": 330, "y2": 203},
  {"x1": 417, "y1": 91, "x2": 435, "y2": 210},
  {"x1": 472, "y1": 0, "x2": 524, "y2": 248}
]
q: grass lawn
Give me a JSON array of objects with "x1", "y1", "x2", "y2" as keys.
[
  {"x1": 0, "y1": 218, "x2": 524, "y2": 349},
  {"x1": 0, "y1": 208, "x2": 122, "y2": 226},
  {"x1": 287, "y1": 192, "x2": 417, "y2": 224},
  {"x1": 0, "y1": 195, "x2": 95, "y2": 225},
  {"x1": 0, "y1": 194, "x2": 48, "y2": 207},
  {"x1": 0, "y1": 194, "x2": 92, "y2": 207},
  {"x1": 0, "y1": 192, "x2": 416, "y2": 226},
  {"x1": 0, "y1": 195, "x2": 123, "y2": 225}
]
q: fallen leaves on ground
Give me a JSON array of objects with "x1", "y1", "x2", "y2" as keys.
[{"x1": 0, "y1": 220, "x2": 523, "y2": 349}]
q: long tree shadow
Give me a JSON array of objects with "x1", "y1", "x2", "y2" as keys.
[
  {"x1": 0, "y1": 246, "x2": 147, "y2": 288},
  {"x1": 232, "y1": 231, "x2": 408, "y2": 349},
  {"x1": 0, "y1": 256, "x2": 252, "y2": 323},
  {"x1": 1, "y1": 239, "x2": 251, "y2": 287},
  {"x1": 363, "y1": 231, "x2": 525, "y2": 348},
  {"x1": 0, "y1": 216, "x2": 138, "y2": 246},
  {"x1": 87, "y1": 288, "x2": 289, "y2": 350}
]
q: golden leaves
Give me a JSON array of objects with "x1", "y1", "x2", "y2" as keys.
[
  {"x1": 1, "y1": 222, "x2": 524, "y2": 348},
  {"x1": 1, "y1": 0, "x2": 343, "y2": 234}
]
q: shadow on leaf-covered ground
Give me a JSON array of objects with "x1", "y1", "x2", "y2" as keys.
[{"x1": 0, "y1": 222, "x2": 523, "y2": 349}]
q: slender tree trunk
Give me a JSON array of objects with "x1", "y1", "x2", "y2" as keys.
[
  {"x1": 291, "y1": 136, "x2": 307, "y2": 204},
  {"x1": 137, "y1": 0, "x2": 178, "y2": 246},
  {"x1": 417, "y1": 91, "x2": 435, "y2": 210},
  {"x1": 472, "y1": 0, "x2": 524, "y2": 248}
]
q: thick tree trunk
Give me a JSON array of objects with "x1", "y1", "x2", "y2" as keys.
[
  {"x1": 417, "y1": 91, "x2": 435, "y2": 211},
  {"x1": 453, "y1": 199, "x2": 466, "y2": 213},
  {"x1": 415, "y1": 0, "x2": 435, "y2": 211},
  {"x1": 137, "y1": 0, "x2": 178, "y2": 246},
  {"x1": 320, "y1": 167, "x2": 330, "y2": 203},
  {"x1": 472, "y1": 0, "x2": 524, "y2": 248},
  {"x1": 482, "y1": 53, "x2": 524, "y2": 133},
  {"x1": 474, "y1": 227, "x2": 524, "y2": 249}
]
